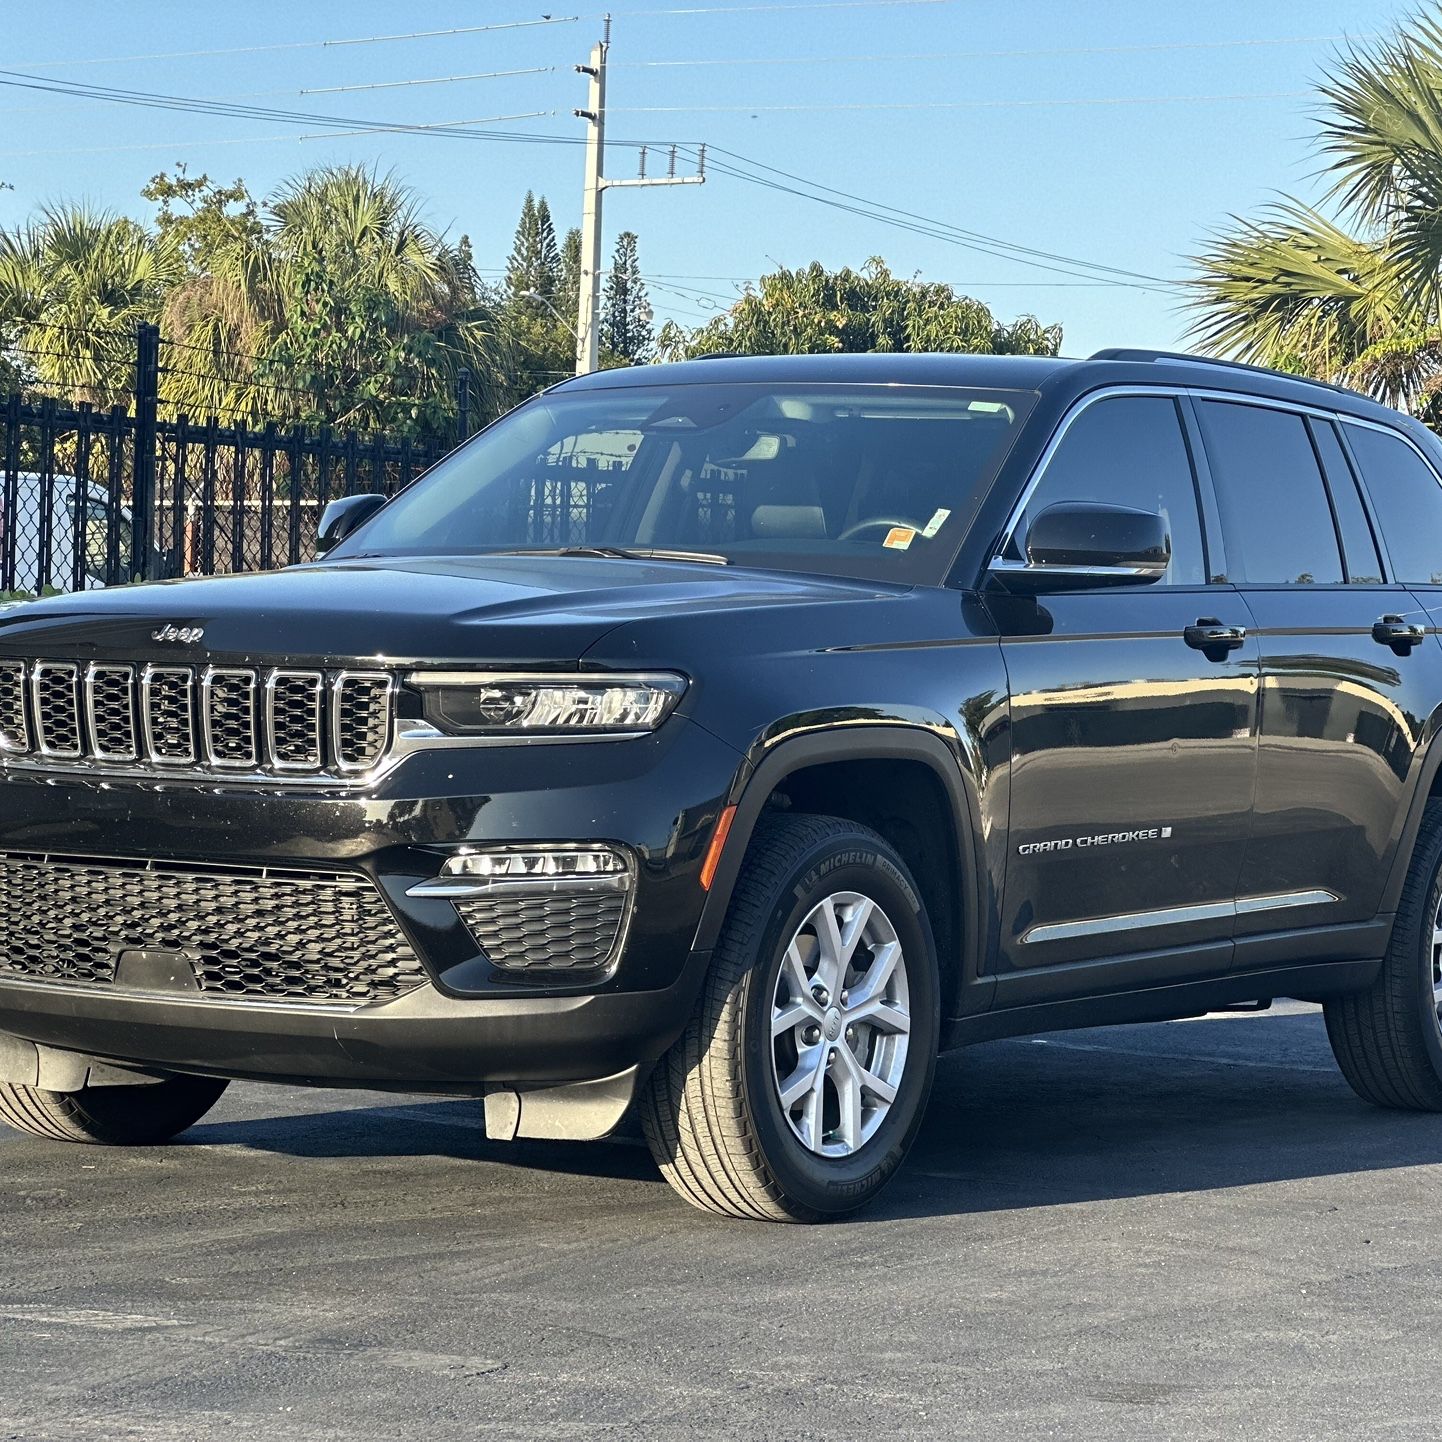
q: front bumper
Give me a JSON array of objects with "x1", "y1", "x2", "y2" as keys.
[{"x1": 0, "y1": 717, "x2": 744, "y2": 1090}]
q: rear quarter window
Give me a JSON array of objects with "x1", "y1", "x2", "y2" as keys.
[{"x1": 1343, "y1": 423, "x2": 1442, "y2": 586}]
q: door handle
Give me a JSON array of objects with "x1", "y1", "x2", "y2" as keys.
[
  {"x1": 1184, "y1": 617, "x2": 1246, "y2": 659},
  {"x1": 1372, "y1": 614, "x2": 1427, "y2": 654}
]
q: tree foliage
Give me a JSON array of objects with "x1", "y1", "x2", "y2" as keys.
[
  {"x1": 0, "y1": 205, "x2": 181, "y2": 406},
  {"x1": 1187, "y1": 13, "x2": 1442, "y2": 416},
  {"x1": 602, "y1": 231, "x2": 654, "y2": 363},
  {"x1": 659, "y1": 259, "x2": 1060, "y2": 360}
]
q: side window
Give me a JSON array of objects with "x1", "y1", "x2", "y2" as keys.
[
  {"x1": 1015, "y1": 395, "x2": 1206, "y2": 585},
  {"x1": 1309, "y1": 419, "x2": 1384, "y2": 584},
  {"x1": 1343, "y1": 423, "x2": 1442, "y2": 586},
  {"x1": 1197, "y1": 400, "x2": 1343, "y2": 585}
]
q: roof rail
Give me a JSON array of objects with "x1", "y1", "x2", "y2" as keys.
[{"x1": 1088, "y1": 347, "x2": 1364, "y2": 400}]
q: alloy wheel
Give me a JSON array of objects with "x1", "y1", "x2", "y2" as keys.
[{"x1": 769, "y1": 890, "x2": 911, "y2": 1158}]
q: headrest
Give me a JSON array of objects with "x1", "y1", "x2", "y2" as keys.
[{"x1": 750, "y1": 504, "x2": 828, "y2": 540}]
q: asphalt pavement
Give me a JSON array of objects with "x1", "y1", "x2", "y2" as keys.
[{"x1": 3, "y1": 1000, "x2": 1439, "y2": 1441}]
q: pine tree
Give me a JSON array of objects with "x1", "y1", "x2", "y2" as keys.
[
  {"x1": 559, "y1": 227, "x2": 582, "y2": 321},
  {"x1": 505, "y1": 192, "x2": 561, "y2": 300},
  {"x1": 601, "y1": 231, "x2": 653, "y2": 363}
]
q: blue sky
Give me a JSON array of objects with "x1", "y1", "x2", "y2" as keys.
[{"x1": 0, "y1": 0, "x2": 1416, "y2": 355}]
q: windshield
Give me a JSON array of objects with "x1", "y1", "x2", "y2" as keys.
[{"x1": 332, "y1": 381, "x2": 1034, "y2": 582}]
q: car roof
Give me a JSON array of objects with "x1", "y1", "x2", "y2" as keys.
[{"x1": 553, "y1": 348, "x2": 1416, "y2": 435}]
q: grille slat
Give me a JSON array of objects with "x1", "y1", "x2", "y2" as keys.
[
  {"x1": 86, "y1": 664, "x2": 138, "y2": 761},
  {"x1": 0, "y1": 663, "x2": 29, "y2": 752},
  {"x1": 0, "y1": 660, "x2": 393, "y2": 779},
  {"x1": 0, "y1": 851, "x2": 426, "y2": 1004},
  {"x1": 267, "y1": 671, "x2": 324, "y2": 771},
  {"x1": 201, "y1": 668, "x2": 258, "y2": 768},
  {"x1": 142, "y1": 666, "x2": 196, "y2": 764},
  {"x1": 32, "y1": 663, "x2": 82, "y2": 758}
]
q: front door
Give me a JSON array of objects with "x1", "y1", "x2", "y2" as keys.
[{"x1": 989, "y1": 391, "x2": 1259, "y2": 1001}]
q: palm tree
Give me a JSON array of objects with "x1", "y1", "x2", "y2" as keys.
[
  {"x1": 169, "y1": 165, "x2": 510, "y2": 434},
  {"x1": 0, "y1": 206, "x2": 181, "y2": 407},
  {"x1": 1187, "y1": 15, "x2": 1442, "y2": 417}
]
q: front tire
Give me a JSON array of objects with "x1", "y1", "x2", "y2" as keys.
[
  {"x1": 1325, "y1": 798, "x2": 1442, "y2": 1110},
  {"x1": 642, "y1": 813, "x2": 940, "y2": 1222},
  {"x1": 0, "y1": 1074, "x2": 229, "y2": 1145}
]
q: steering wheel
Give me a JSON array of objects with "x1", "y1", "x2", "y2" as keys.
[{"x1": 837, "y1": 517, "x2": 921, "y2": 543}]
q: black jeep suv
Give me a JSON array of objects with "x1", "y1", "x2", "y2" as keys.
[{"x1": 5, "y1": 348, "x2": 1442, "y2": 1221}]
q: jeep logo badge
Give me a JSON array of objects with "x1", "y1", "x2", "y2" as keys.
[{"x1": 151, "y1": 624, "x2": 204, "y2": 645}]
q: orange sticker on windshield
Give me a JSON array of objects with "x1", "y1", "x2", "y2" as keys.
[{"x1": 882, "y1": 527, "x2": 916, "y2": 550}]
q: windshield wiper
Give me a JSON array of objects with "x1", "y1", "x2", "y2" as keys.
[{"x1": 500, "y1": 546, "x2": 730, "y2": 566}]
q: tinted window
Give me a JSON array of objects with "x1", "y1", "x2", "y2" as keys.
[
  {"x1": 335, "y1": 384, "x2": 1031, "y2": 585},
  {"x1": 1014, "y1": 395, "x2": 1205, "y2": 584},
  {"x1": 1344, "y1": 423, "x2": 1442, "y2": 586},
  {"x1": 1310, "y1": 420, "x2": 1383, "y2": 584},
  {"x1": 1197, "y1": 400, "x2": 1342, "y2": 585}
]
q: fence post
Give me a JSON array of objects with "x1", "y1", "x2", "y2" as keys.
[
  {"x1": 456, "y1": 368, "x2": 471, "y2": 448},
  {"x1": 131, "y1": 322, "x2": 161, "y2": 581}
]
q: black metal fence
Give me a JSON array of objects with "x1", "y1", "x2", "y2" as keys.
[{"x1": 1, "y1": 324, "x2": 470, "y2": 595}]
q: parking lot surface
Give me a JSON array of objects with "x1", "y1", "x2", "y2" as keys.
[{"x1": 3, "y1": 1000, "x2": 1439, "y2": 1441}]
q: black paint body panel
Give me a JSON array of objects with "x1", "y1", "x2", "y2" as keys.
[{"x1": 0, "y1": 350, "x2": 1437, "y2": 1096}]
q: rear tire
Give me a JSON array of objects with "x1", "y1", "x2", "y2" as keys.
[
  {"x1": 643, "y1": 813, "x2": 940, "y2": 1222},
  {"x1": 1324, "y1": 798, "x2": 1442, "y2": 1110},
  {"x1": 0, "y1": 1074, "x2": 229, "y2": 1144}
]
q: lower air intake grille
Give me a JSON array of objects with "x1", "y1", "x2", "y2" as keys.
[
  {"x1": 0, "y1": 852, "x2": 427, "y2": 1005},
  {"x1": 456, "y1": 889, "x2": 629, "y2": 972}
]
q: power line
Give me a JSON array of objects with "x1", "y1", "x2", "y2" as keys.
[
  {"x1": 684, "y1": 145, "x2": 1171, "y2": 288},
  {"x1": 0, "y1": 114, "x2": 560, "y2": 160},
  {"x1": 0, "y1": 68, "x2": 589, "y2": 150},
  {"x1": 614, "y1": 90, "x2": 1309, "y2": 113},
  {"x1": 10, "y1": 18, "x2": 581, "y2": 71},
  {"x1": 301, "y1": 68, "x2": 556, "y2": 98},
  {"x1": 613, "y1": 32, "x2": 1376, "y2": 67},
  {"x1": 622, "y1": 0, "x2": 952, "y2": 12}
]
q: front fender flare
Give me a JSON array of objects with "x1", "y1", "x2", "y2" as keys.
[{"x1": 690, "y1": 722, "x2": 991, "y2": 1016}]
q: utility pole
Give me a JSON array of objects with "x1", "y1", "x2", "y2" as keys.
[{"x1": 573, "y1": 19, "x2": 704, "y2": 375}]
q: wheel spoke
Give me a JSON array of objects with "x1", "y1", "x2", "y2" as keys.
[
  {"x1": 781, "y1": 940, "x2": 814, "y2": 1006},
  {"x1": 813, "y1": 898, "x2": 846, "y2": 993},
  {"x1": 778, "y1": 1045, "x2": 824, "y2": 1110},
  {"x1": 846, "y1": 940, "x2": 902, "y2": 1010},
  {"x1": 841, "y1": 1045, "x2": 898, "y2": 1106},
  {"x1": 772, "y1": 1000, "x2": 815, "y2": 1039},
  {"x1": 839, "y1": 896, "x2": 875, "y2": 969},
  {"x1": 834, "y1": 1052, "x2": 862, "y2": 1151},
  {"x1": 847, "y1": 996, "x2": 910, "y2": 1035},
  {"x1": 800, "y1": 1055, "x2": 828, "y2": 1149}
]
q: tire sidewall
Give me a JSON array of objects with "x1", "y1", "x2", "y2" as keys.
[
  {"x1": 735, "y1": 829, "x2": 940, "y2": 1216},
  {"x1": 1412, "y1": 836, "x2": 1442, "y2": 1073}
]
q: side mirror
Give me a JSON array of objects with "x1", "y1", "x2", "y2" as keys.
[
  {"x1": 316, "y1": 493, "x2": 386, "y2": 555},
  {"x1": 990, "y1": 501, "x2": 1170, "y2": 593}
]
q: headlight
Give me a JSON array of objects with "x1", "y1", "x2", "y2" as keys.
[{"x1": 407, "y1": 671, "x2": 686, "y2": 735}]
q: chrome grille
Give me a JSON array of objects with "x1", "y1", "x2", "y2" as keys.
[
  {"x1": 33, "y1": 663, "x2": 82, "y2": 757},
  {"x1": 0, "y1": 662, "x2": 394, "y2": 780},
  {"x1": 142, "y1": 667, "x2": 195, "y2": 763},
  {"x1": 201, "y1": 668, "x2": 257, "y2": 767},
  {"x1": 0, "y1": 663, "x2": 28, "y2": 751},
  {"x1": 268, "y1": 671, "x2": 323, "y2": 770},
  {"x1": 86, "y1": 664, "x2": 138, "y2": 761},
  {"x1": 334, "y1": 673, "x2": 392, "y2": 772}
]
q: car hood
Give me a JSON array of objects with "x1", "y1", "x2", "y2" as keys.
[{"x1": 0, "y1": 554, "x2": 901, "y2": 667}]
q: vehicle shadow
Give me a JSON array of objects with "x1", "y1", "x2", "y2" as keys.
[{"x1": 183, "y1": 1009, "x2": 1442, "y2": 1217}]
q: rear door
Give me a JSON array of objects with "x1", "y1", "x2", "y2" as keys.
[
  {"x1": 1192, "y1": 397, "x2": 1440, "y2": 960},
  {"x1": 989, "y1": 390, "x2": 1260, "y2": 999}
]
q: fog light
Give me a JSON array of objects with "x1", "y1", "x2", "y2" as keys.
[
  {"x1": 406, "y1": 847, "x2": 635, "y2": 974},
  {"x1": 442, "y1": 848, "x2": 628, "y2": 882}
]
